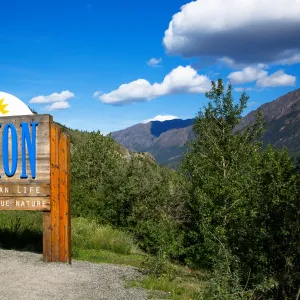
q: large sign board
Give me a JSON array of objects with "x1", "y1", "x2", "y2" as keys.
[
  {"x1": 0, "y1": 115, "x2": 51, "y2": 211},
  {"x1": 0, "y1": 93, "x2": 71, "y2": 263}
]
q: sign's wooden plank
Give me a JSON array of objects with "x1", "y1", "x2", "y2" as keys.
[
  {"x1": 50, "y1": 124, "x2": 61, "y2": 262},
  {"x1": 0, "y1": 183, "x2": 50, "y2": 197},
  {"x1": 0, "y1": 114, "x2": 51, "y2": 183},
  {"x1": 0, "y1": 197, "x2": 50, "y2": 211}
]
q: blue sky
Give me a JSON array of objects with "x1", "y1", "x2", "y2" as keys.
[{"x1": 1, "y1": 0, "x2": 299, "y2": 133}]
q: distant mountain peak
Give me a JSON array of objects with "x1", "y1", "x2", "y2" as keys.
[
  {"x1": 150, "y1": 118, "x2": 194, "y2": 137},
  {"x1": 112, "y1": 89, "x2": 300, "y2": 166}
]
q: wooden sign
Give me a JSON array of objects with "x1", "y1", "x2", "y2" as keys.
[
  {"x1": 0, "y1": 114, "x2": 71, "y2": 264},
  {"x1": 0, "y1": 115, "x2": 51, "y2": 211}
]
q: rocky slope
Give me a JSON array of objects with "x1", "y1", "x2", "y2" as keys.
[{"x1": 112, "y1": 88, "x2": 300, "y2": 166}]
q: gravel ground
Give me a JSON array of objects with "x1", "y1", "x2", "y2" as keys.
[{"x1": 0, "y1": 249, "x2": 148, "y2": 300}]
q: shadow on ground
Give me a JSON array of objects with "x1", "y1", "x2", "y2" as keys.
[
  {"x1": 0, "y1": 211, "x2": 43, "y2": 253},
  {"x1": 0, "y1": 229, "x2": 43, "y2": 253}
]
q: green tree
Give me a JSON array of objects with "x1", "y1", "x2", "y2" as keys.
[
  {"x1": 126, "y1": 156, "x2": 189, "y2": 259},
  {"x1": 181, "y1": 79, "x2": 264, "y2": 267},
  {"x1": 181, "y1": 79, "x2": 300, "y2": 298},
  {"x1": 71, "y1": 131, "x2": 127, "y2": 220}
]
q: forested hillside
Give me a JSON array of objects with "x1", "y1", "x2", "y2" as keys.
[
  {"x1": 112, "y1": 119, "x2": 194, "y2": 166},
  {"x1": 236, "y1": 88, "x2": 300, "y2": 157},
  {"x1": 67, "y1": 79, "x2": 300, "y2": 299},
  {"x1": 112, "y1": 89, "x2": 300, "y2": 166}
]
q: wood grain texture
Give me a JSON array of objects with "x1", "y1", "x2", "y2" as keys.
[
  {"x1": 59, "y1": 133, "x2": 71, "y2": 263},
  {"x1": 50, "y1": 123, "x2": 61, "y2": 262},
  {"x1": 0, "y1": 183, "x2": 50, "y2": 197},
  {"x1": 44, "y1": 123, "x2": 72, "y2": 264},
  {"x1": 66, "y1": 134, "x2": 71, "y2": 264},
  {"x1": 0, "y1": 197, "x2": 50, "y2": 211},
  {"x1": 59, "y1": 133, "x2": 66, "y2": 262}
]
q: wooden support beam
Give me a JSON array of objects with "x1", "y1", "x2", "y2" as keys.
[
  {"x1": 59, "y1": 133, "x2": 71, "y2": 263},
  {"x1": 43, "y1": 122, "x2": 71, "y2": 264}
]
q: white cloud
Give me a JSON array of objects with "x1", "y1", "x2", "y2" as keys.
[
  {"x1": 30, "y1": 90, "x2": 75, "y2": 104},
  {"x1": 147, "y1": 58, "x2": 162, "y2": 67},
  {"x1": 276, "y1": 52, "x2": 300, "y2": 65},
  {"x1": 218, "y1": 57, "x2": 246, "y2": 69},
  {"x1": 46, "y1": 101, "x2": 71, "y2": 111},
  {"x1": 228, "y1": 65, "x2": 296, "y2": 88},
  {"x1": 143, "y1": 115, "x2": 179, "y2": 123},
  {"x1": 228, "y1": 65, "x2": 267, "y2": 84},
  {"x1": 93, "y1": 91, "x2": 103, "y2": 98},
  {"x1": 256, "y1": 70, "x2": 296, "y2": 87},
  {"x1": 163, "y1": 0, "x2": 300, "y2": 64},
  {"x1": 99, "y1": 65, "x2": 211, "y2": 104}
]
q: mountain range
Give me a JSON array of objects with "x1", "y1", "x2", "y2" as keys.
[{"x1": 112, "y1": 88, "x2": 300, "y2": 166}]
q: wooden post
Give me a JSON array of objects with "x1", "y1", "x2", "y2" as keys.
[
  {"x1": 43, "y1": 122, "x2": 71, "y2": 264},
  {"x1": 59, "y1": 133, "x2": 71, "y2": 263}
]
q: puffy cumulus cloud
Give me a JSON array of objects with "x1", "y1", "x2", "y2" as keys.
[
  {"x1": 163, "y1": 0, "x2": 300, "y2": 64},
  {"x1": 256, "y1": 70, "x2": 296, "y2": 87},
  {"x1": 228, "y1": 64, "x2": 296, "y2": 87},
  {"x1": 143, "y1": 115, "x2": 179, "y2": 123},
  {"x1": 29, "y1": 90, "x2": 74, "y2": 111},
  {"x1": 99, "y1": 66, "x2": 211, "y2": 104},
  {"x1": 29, "y1": 90, "x2": 74, "y2": 104},
  {"x1": 228, "y1": 65, "x2": 267, "y2": 84},
  {"x1": 147, "y1": 57, "x2": 162, "y2": 67},
  {"x1": 46, "y1": 101, "x2": 71, "y2": 111}
]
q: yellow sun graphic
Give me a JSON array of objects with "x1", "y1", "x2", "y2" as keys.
[{"x1": 0, "y1": 98, "x2": 9, "y2": 115}]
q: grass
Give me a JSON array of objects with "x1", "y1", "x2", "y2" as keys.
[
  {"x1": 72, "y1": 217, "x2": 146, "y2": 268},
  {"x1": 71, "y1": 218, "x2": 206, "y2": 299},
  {"x1": 131, "y1": 275, "x2": 204, "y2": 300},
  {"x1": 72, "y1": 217, "x2": 138, "y2": 255},
  {"x1": 131, "y1": 256, "x2": 207, "y2": 300},
  {"x1": 74, "y1": 248, "x2": 145, "y2": 268},
  {"x1": 0, "y1": 212, "x2": 206, "y2": 299}
]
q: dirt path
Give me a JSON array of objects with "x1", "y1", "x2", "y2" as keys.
[{"x1": 0, "y1": 249, "x2": 148, "y2": 300}]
